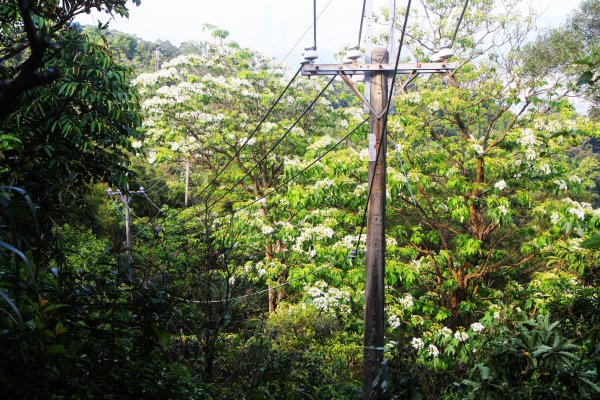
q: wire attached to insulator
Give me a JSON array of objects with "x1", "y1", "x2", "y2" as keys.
[
  {"x1": 356, "y1": 0, "x2": 367, "y2": 49},
  {"x1": 450, "y1": 0, "x2": 469, "y2": 48}
]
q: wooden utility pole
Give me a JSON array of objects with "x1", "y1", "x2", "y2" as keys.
[
  {"x1": 363, "y1": 47, "x2": 388, "y2": 400},
  {"x1": 301, "y1": 47, "x2": 453, "y2": 400}
]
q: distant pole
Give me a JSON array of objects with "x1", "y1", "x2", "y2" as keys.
[
  {"x1": 154, "y1": 47, "x2": 161, "y2": 71},
  {"x1": 107, "y1": 188, "x2": 144, "y2": 264},
  {"x1": 123, "y1": 193, "x2": 133, "y2": 262},
  {"x1": 184, "y1": 160, "x2": 190, "y2": 207},
  {"x1": 363, "y1": 47, "x2": 388, "y2": 400}
]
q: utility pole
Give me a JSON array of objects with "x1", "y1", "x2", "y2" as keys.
[
  {"x1": 301, "y1": 49, "x2": 453, "y2": 400},
  {"x1": 106, "y1": 187, "x2": 145, "y2": 263},
  {"x1": 363, "y1": 47, "x2": 388, "y2": 400}
]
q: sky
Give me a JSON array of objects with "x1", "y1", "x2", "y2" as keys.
[{"x1": 78, "y1": 0, "x2": 582, "y2": 65}]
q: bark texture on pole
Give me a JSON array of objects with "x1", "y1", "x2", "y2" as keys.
[{"x1": 362, "y1": 47, "x2": 388, "y2": 400}]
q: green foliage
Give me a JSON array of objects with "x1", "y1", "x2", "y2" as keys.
[{"x1": 455, "y1": 314, "x2": 600, "y2": 399}]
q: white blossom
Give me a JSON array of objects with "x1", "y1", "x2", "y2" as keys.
[
  {"x1": 550, "y1": 212, "x2": 560, "y2": 224},
  {"x1": 427, "y1": 344, "x2": 440, "y2": 357},
  {"x1": 494, "y1": 180, "x2": 507, "y2": 190},
  {"x1": 518, "y1": 128, "x2": 537, "y2": 147},
  {"x1": 411, "y1": 337, "x2": 425, "y2": 350},
  {"x1": 147, "y1": 151, "x2": 157, "y2": 164},
  {"x1": 131, "y1": 140, "x2": 143, "y2": 149},
  {"x1": 568, "y1": 175, "x2": 582, "y2": 184},
  {"x1": 537, "y1": 164, "x2": 551, "y2": 175},
  {"x1": 454, "y1": 331, "x2": 469, "y2": 342},
  {"x1": 439, "y1": 327, "x2": 452, "y2": 338},
  {"x1": 569, "y1": 207, "x2": 585, "y2": 220},
  {"x1": 388, "y1": 315, "x2": 401, "y2": 329},
  {"x1": 493, "y1": 311, "x2": 501, "y2": 320},
  {"x1": 228, "y1": 276, "x2": 235, "y2": 286},
  {"x1": 470, "y1": 322, "x2": 484, "y2": 333},
  {"x1": 471, "y1": 144, "x2": 484, "y2": 155},
  {"x1": 399, "y1": 294, "x2": 414, "y2": 309},
  {"x1": 554, "y1": 179, "x2": 567, "y2": 191},
  {"x1": 262, "y1": 226, "x2": 274, "y2": 235},
  {"x1": 498, "y1": 205, "x2": 508, "y2": 216},
  {"x1": 258, "y1": 268, "x2": 267, "y2": 277}
]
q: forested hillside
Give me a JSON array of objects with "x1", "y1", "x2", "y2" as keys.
[{"x1": 1, "y1": 0, "x2": 599, "y2": 399}]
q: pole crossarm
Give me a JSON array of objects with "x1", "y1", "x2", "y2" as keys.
[{"x1": 301, "y1": 62, "x2": 454, "y2": 76}]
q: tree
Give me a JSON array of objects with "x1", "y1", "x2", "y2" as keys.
[{"x1": 0, "y1": 0, "x2": 140, "y2": 120}]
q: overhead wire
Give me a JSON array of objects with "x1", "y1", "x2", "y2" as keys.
[
  {"x1": 231, "y1": 118, "x2": 369, "y2": 215},
  {"x1": 171, "y1": 255, "x2": 359, "y2": 304},
  {"x1": 356, "y1": 0, "x2": 368, "y2": 48},
  {"x1": 354, "y1": 0, "x2": 413, "y2": 257},
  {"x1": 191, "y1": 66, "x2": 303, "y2": 207},
  {"x1": 277, "y1": 0, "x2": 335, "y2": 67},
  {"x1": 205, "y1": 75, "x2": 336, "y2": 211},
  {"x1": 450, "y1": 0, "x2": 469, "y2": 47}
]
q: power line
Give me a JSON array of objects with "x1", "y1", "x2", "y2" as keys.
[
  {"x1": 171, "y1": 255, "x2": 358, "y2": 305},
  {"x1": 205, "y1": 75, "x2": 336, "y2": 211},
  {"x1": 354, "y1": 0, "x2": 413, "y2": 257},
  {"x1": 192, "y1": 66, "x2": 303, "y2": 206},
  {"x1": 278, "y1": 0, "x2": 335, "y2": 67},
  {"x1": 450, "y1": 0, "x2": 469, "y2": 47},
  {"x1": 312, "y1": 0, "x2": 317, "y2": 50},
  {"x1": 356, "y1": 0, "x2": 367, "y2": 48},
  {"x1": 232, "y1": 118, "x2": 369, "y2": 215}
]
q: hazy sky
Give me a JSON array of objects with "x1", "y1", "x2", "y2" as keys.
[{"x1": 78, "y1": 0, "x2": 582, "y2": 64}]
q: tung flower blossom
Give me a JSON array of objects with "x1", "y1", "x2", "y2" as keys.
[
  {"x1": 388, "y1": 315, "x2": 401, "y2": 330},
  {"x1": 494, "y1": 180, "x2": 507, "y2": 190},
  {"x1": 411, "y1": 337, "x2": 425, "y2": 350},
  {"x1": 454, "y1": 331, "x2": 469, "y2": 342},
  {"x1": 470, "y1": 322, "x2": 484, "y2": 333},
  {"x1": 427, "y1": 344, "x2": 440, "y2": 357}
]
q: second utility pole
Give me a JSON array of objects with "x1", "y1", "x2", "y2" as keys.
[{"x1": 363, "y1": 47, "x2": 388, "y2": 400}]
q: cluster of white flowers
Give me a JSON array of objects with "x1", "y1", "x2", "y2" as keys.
[
  {"x1": 147, "y1": 151, "x2": 157, "y2": 164},
  {"x1": 388, "y1": 314, "x2": 401, "y2": 329},
  {"x1": 568, "y1": 175, "x2": 582, "y2": 184},
  {"x1": 292, "y1": 225, "x2": 335, "y2": 253},
  {"x1": 332, "y1": 234, "x2": 365, "y2": 250},
  {"x1": 569, "y1": 207, "x2": 585, "y2": 220},
  {"x1": 353, "y1": 183, "x2": 368, "y2": 196},
  {"x1": 471, "y1": 144, "x2": 484, "y2": 155},
  {"x1": 401, "y1": 92, "x2": 422, "y2": 104},
  {"x1": 439, "y1": 327, "x2": 452, "y2": 338},
  {"x1": 518, "y1": 128, "x2": 537, "y2": 147},
  {"x1": 162, "y1": 54, "x2": 202, "y2": 69},
  {"x1": 454, "y1": 331, "x2": 469, "y2": 342},
  {"x1": 131, "y1": 140, "x2": 143, "y2": 149},
  {"x1": 550, "y1": 212, "x2": 560, "y2": 224},
  {"x1": 399, "y1": 294, "x2": 414, "y2": 309},
  {"x1": 554, "y1": 179, "x2": 568, "y2": 191},
  {"x1": 498, "y1": 205, "x2": 508, "y2": 216},
  {"x1": 494, "y1": 180, "x2": 507, "y2": 190},
  {"x1": 470, "y1": 322, "x2": 485, "y2": 332},
  {"x1": 545, "y1": 120, "x2": 562, "y2": 133},
  {"x1": 427, "y1": 101, "x2": 441, "y2": 112},
  {"x1": 524, "y1": 147, "x2": 537, "y2": 161},
  {"x1": 411, "y1": 337, "x2": 425, "y2": 350},
  {"x1": 305, "y1": 281, "x2": 352, "y2": 316},
  {"x1": 132, "y1": 67, "x2": 179, "y2": 87},
  {"x1": 427, "y1": 344, "x2": 440, "y2": 357},
  {"x1": 261, "y1": 225, "x2": 274, "y2": 235},
  {"x1": 537, "y1": 163, "x2": 551, "y2": 175},
  {"x1": 307, "y1": 135, "x2": 335, "y2": 151},
  {"x1": 228, "y1": 276, "x2": 236, "y2": 286},
  {"x1": 313, "y1": 178, "x2": 335, "y2": 190}
]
